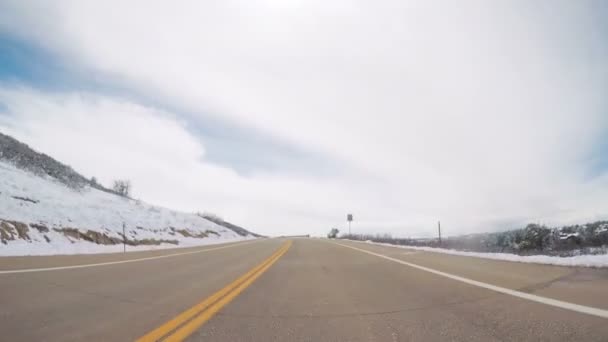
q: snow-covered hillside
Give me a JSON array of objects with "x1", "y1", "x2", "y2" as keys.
[{"x1": 0, "y1": 161, "x2": 256, "y2": 256}]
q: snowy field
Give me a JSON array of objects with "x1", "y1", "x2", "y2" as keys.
[
  {"x1": 0, "y1": 162, "x2": 256, "y2": 256},
  {"x1": 355, "y1": 240, "x2": 608, "y2": 268}
]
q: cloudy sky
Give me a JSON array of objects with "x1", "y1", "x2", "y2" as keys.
[{"x1": 0, "y1": 1, "x2": 607, "y2": 237}]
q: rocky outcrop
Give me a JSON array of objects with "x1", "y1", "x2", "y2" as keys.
[
  {"x1": 53, "y1": 227, "x2": 178, "y2": 246},
  {"x1": 0, "y1": 220, "x2": 30, "y2": 243}
]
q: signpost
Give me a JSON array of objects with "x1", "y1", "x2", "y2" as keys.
[{"x1": 347, "y1": 214, "x2": 353, "y2": 235}]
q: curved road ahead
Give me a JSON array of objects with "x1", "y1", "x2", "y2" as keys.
[{"x1": 1, "y1": 238, "x2": 608, "y2": 341}]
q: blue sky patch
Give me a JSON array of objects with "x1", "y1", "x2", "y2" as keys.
[{"x1": 0, "y1": 33, "x2": 343, "y2": 177}]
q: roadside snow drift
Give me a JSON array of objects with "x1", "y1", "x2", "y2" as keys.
[
  {"x1": 0, "y1": 161, "x2": 256, "y2": 256},
  {"x1": 358, "y1": 240, "x2": 608, "y2": 268}
]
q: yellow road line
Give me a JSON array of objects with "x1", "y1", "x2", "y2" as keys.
[{"x1": 136, "y1": 240, "x2": 292, "y2": 342}]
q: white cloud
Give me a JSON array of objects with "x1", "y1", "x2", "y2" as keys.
[
  {"x1": 0, "y1": 88, "x2": 397, "y2": 236},
  {"x1": 0, "y1": 1, "x2": 607, "y2": 236}
]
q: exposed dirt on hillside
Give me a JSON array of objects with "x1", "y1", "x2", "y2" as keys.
[
  {"x1": 0, "y1": 220, "x2": 30, "y2": 243},
  {"x1": 0, "y1": 218, "x2": 181, "y2": 246},
  {"x1": 53, "y1": 227, "x2": 178, "y2": 246},
  {"x1": 176, "y1": 228, "x2": 216, "y2": 239}
]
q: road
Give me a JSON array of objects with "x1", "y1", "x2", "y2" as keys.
[{"x1": 1, "y1": 238, "x2": 608, "y2": 341}]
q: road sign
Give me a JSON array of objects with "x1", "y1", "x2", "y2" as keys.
[{"x1": 347, "y1": 214, "x2": 353, "y2": 235}]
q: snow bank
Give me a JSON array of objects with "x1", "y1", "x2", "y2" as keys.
[
  {"x1": 0, "y1": 162, "x2": 256, "y2": 256},
  {"x1": 355, "y1": 240, "x2": 608, "y2": 268},
  {"x1": 0, "y1": 235, "x2": 254, "y2": 256}
]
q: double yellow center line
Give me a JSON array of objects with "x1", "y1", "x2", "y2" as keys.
[{"x1": 137, "y1": 240, "x2": 292, "y2": 342}]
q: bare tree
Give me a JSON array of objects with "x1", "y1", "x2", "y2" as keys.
[
  {"x1": 327, "y1": 228, "x2": 339, "y2": 239},
  {"x1": 112, "y1": 179, "x2": 132, "y2": 197}
]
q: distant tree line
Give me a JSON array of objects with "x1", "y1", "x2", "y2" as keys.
[{"x1": 340, "y1": 222, "x2": 608, "y2": 256}]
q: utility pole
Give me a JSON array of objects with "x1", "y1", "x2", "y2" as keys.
[
  {"x1": 438, "y1": 221, "x2": 442, "y2": 246},
  {"x1": 123, "y1": 222, "x2": 126, "y2": 253}
]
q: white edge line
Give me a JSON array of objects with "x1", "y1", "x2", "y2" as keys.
[
  {"x1": 331, "y1": 241, "x2": 608, "y2": 319},
  {"x1": 0, "y1": 240, "x2": 258, "y2": 274}
]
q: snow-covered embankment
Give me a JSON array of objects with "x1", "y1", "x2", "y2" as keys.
[
  {"x1": 0, "y1": 162, "x2": 256, "y2": 256},
  {"x1": 356, "y1": 240, "x2": 608, "y2": 268}
]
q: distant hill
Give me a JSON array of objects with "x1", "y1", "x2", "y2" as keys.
[{"x1": 200, "y1": 214, "x2": 263, "y2": 238}]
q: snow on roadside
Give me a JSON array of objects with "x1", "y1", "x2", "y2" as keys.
[
  {"x1": 0, "y1": 233, "x2": 255, "y2": 256},
  {"x1": 353, "y1": 240, "x2": 608, "y2": 268},
  {"x1": 0, "y1": 161, "x2": 256, "y2": 256}
]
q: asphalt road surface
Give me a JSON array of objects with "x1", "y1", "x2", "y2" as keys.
[{"x1": 1, "y1": 238, "x2": 608, "y2": 341}]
